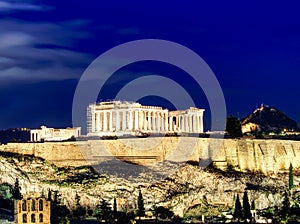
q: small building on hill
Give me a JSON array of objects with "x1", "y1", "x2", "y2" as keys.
[{"x1": 30, "y1": 126, "x2": 81, "y2": 142}]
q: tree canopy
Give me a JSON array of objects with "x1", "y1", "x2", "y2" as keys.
[{"x1": 226, "y1": 116, "x2": 243, "y2": 138}]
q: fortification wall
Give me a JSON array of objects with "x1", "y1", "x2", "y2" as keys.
[{"x1": 1, "y1": 138, "x2": 299, "y2": 174}]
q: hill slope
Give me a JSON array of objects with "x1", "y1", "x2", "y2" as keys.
[
  {"x1": 0, "y1": 151, "x2": 295, "y2": 218},
  {"x1": 241, "y1": 104, "x2": 299, "y2": 133}
]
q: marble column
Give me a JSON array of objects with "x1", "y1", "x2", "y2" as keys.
[
  {"x1": 109, "y1": 111, "x2": 113, "y2": 131},
  {"x1": 92, "y1": 113, "x2": 95, "y2": 132},
  {"x1": 151, "y1": 111, "x2": 155, "y2": 131},
  {"x1": 143, "y1": 111, "x2": 147, "y2": 131},
  {"x1": 97, "y1": 112, "x2": 101, "y2": 131},
  {"x1": 180, "y1": 115, "x2": 184, "y2": 132},
  {"x1": 196, "y1": 115, "x2": 199, "y2": 133},
  {"x1": 128, "y1": 111, "x2": 133, "y2": 131},
  {"x1": 93, "y1": 113, "x2": 97, "y2": 132},
  {"x1": 164, "y1": 113, "x2": 168, "y2": 132},
  {"x1": 176, "y1": 116, "x2": 179, "y2": 131},
  {"x1": 139, "y1": 111, "x2": 143, "y2": 130},
  {"x1": 185, "y1": 115, "x2": 189, "y2": 132},
  {"x1": 122, "y1": 110, "x2": 126, "y2": 131},
  {"x1": 103, "y1": 111, "x2": 107, "y2": 131},
  {"x1": 134, "y1": 111, "x2": 139, "y2": 131},
  {"x1": 161, "y1": 113, "x2": 164, "y2": 132},
  {"x1": 169, "y1": 116, "x2": 173, "y2": 132},
  {"x1": 116, "y1": 111, "x2": 120, "y2": 131},
  {"x1": 189, "y1": 115, "x2": 192, "y2": 132},
  {"x1": 192, "y1": 114, "x2": 197, "y2": 133},
  {"x1": 199, "y1": 115, "x2": 203, "y2": 133},
  {"x1": 156, "y1": 112, "x2": 160, "y2": 132}
]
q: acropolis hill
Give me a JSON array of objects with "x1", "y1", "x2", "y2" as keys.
[{"x1": 1, "y1": 137, "x2": 299, "y2": 175}]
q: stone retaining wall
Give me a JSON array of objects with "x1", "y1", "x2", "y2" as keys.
[{"x1": 1, "y1": 137, "x2": 299, "y2": 174}]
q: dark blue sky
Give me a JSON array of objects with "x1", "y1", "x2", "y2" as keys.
[{"x1": 0, "y1": 0, "x2": 300, "y2": 131}]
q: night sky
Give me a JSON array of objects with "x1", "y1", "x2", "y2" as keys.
[{"x1": 1, "y1": 0, "x2": 300, "y2": 133}]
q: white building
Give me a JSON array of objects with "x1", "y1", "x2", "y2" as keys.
[
  {"x1": 30, "y1": 126, "x2": 81, "y2": 142},
  {"x1": 87, "y1": 101, "x2": 204, "y2": 136}
]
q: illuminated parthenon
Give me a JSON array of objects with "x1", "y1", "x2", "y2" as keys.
[{"x1": 87, "y1": 101, "x2": 204, "y2": 136}]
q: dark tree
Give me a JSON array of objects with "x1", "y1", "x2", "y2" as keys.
[
  {"x1": 242, "y1": 191, "x2": 252, "y2": 220},
  {"x1": 75, "y1": 193, "x2": 80, "y2": 206},
  {"x1": 12, "y1": 178, "x2": 22, "y2": 200},
  {"x1": 137, "y1": 190, "x2": 145, "y2": 219},
  {"x1": 233, "y1": 194, "x2": 243, "y2": 220},
  {"x1": 115, "y1": 211, "x2": 134, "y2": 224},
  {"x1": 72, "y1": 193, "x2": 86, "y2": 220},
  {"x1": 280, "y1": 190, "x2": 290, "y2": 219},
  {"x1": 251, "y1": 199, "x2": 256, "y2": 210},
  {"x1": 154, "y1": 206, "x2": 174, "y2": 220},
  {"x1": 49, "y1": 190, "x2": 70, "y2": 223},
  {"x1": 289, "y1": 163, "x2": 294, "y2": 190},
  {"x1": 226, "y1": 116, "x2": 243, "y2": 138},
  {"x1": 47, "y1": 189, "x2": 52, "y2": 201},
  {"x1": 95, "y1": 198, "x2": 112, "y2": 222},
  {"x1": 231, "y1": 194, "x2": 236, "y2": 214},
  {"x1": 113, "y1": 197, "x2": 117, "y2": 220}
]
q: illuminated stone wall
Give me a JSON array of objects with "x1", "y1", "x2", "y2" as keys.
[{"x1": 1, "y1": 138, "x2": 299, "y2": 174}]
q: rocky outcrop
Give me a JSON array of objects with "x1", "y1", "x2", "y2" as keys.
[
  {"x1": 241, "y1": 104, "x2": 299, "y2": 133},
  {"x1": 1, "y1": 138, "x2": 300, "y2": 175},
  {"x1": 0, "y1": 152, "x2": 296, "y2": 217}
]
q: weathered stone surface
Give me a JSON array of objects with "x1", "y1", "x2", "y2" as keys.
[
  {"x1": 1, "y1": 138, "x2": 300, "y2": 174},
  {"x1": 0, "y1": 153, "x2": 296, "y2": 217}
]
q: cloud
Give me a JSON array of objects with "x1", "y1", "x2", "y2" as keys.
[
  {"x1": 0, "y1": 32, "x2": 32, "y2": 48},
  {"x1": 0, "y1": 19, "x2": 93, "y2": 84},
  {"x1": 0, "y1": 0, "x2": 49, "y2": 12}
]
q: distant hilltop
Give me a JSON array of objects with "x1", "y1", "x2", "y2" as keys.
[{"x1": 241, "y1": 104, "x2": 299, "y2": 134}]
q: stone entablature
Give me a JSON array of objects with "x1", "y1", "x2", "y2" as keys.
[
  {"x1": 30, "y1": 126, "x2": 81, "y2": 142},
  {"x1": 87, "y1": 101, "x2": 204, "y2": 136},
  {"x1": 14, "y1": 195, "x2": 50, "y2": 224}
]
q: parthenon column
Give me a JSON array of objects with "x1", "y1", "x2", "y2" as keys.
[
  {"x1": 185, "y1": 115, "x2": 189, "y2": 132},
  {"x1": 159, "y1": 112, "x2": 162, "y2": 131},
  {"x1": 189, "y1": 115, "x2": 192, "y2": 133},
  {"x1": 116, "y1": 111, "x2": 120, "y2": 131},
  {"x1": 122, "y1": 110, "x2": 126, "y2": 131},
  {"x1": 109, "y1": 111, "x2": 113, "y2": 131},
  {"x1": 180, "y1": 115, "x2": 184, "y2": 132},
  {"x1": 199, "y1": 115, "x2": 203, "y2": 133},
  {"x1": 128, "y1": 111, "x2": 133, "y2": 131},
  {"x1": 197, "y1": 115, "x2": 201, "y2": 133},
  {"x1": 103, "y1": 112, "x2": 107, "y2": 131},
  {"x1": 174, "y1": 116, "x2": 178, "y2": 131},
  {"x1": 92, "y1": 113, "x2": 96, "y2": 132},
  {"x1": 97, "y1": 112, "x2": 101, "y2": 132},
  {"x1": 193, "y1": 115, "x2": 196, "y2": 132},
  {"x1": 94, "y1": 113, "x2": 97, "y2": 132},
  {"x1": 151, "y1": 111, "x2": 155, "y2": 131},
  {"x1": 169, "y1": 116, "x2": 173, "y2": 132},
  {"x1": 161, "y1": 113, "x2": 164, "y2": 131},
  {"x1": 156, "y1": 112, "x2": 160, "y2": 132},
  {"x1": 139, "y1": 111, "x2": 143, "y2": 130},
  {"x1": 134, "y1": 111, "x2": 139, "y2": 131},
  {"x1": 143, "y1": 111, "x2": 147, "y2": 130},
  {"x1": 164, "y1": 113, "x2": 168, "y2": 132}
]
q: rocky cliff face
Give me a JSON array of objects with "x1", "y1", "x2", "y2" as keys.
[
  {"x1": 241, "y1": 104, "x2": 299, "y2": 133},
  {"x1": 0, "y1": 151, "x2": 297, "y2": 217},
  {"x1": 1, "y1": 137, "x2": 300, "y2": 175}
]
